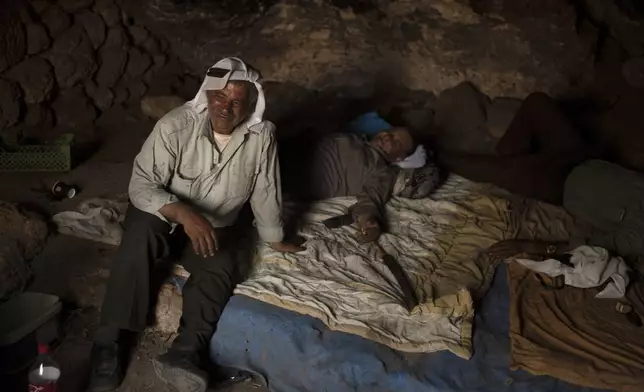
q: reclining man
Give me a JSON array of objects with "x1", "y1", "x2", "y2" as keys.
[
  {"x1": 87, "y1": 58, "x2": 302, "y2": 392},
  {"x1": 284, "y1": 127, "x2": 440, "y2": 243},
  {"x1": 438, "y1": 92, "x2": 644, "y2": 264}
]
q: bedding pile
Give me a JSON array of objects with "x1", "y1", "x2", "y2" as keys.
[{"x1": 235, "y1": 175, "x2": 520, "y2": 357}]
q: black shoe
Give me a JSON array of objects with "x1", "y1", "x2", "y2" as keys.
[
  {"x1": 153, "y1": 349, "x2": 208, "y2": 392},
  {"x1": 86, "y1": 342, "x2": 123, "y2": 392}
]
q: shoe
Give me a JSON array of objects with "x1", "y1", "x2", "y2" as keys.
[
  {"x1": 86, "y1": 342, "x2": 123, "y2": 392},
  {"x1": 153, "y1": 349, "x2": 208, "y2": 392}
]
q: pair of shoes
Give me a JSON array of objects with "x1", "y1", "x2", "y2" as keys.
[
  {"x1": 86, "y1": 342, "x2": 123, "y2": 392},
  {"x1": 153, "y1": 349, "x2": 208, "y2": 392}
]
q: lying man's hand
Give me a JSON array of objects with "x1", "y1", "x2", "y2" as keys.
[
  {"x1": 168, "y1": 203, "x2": 218, "y2": 257},
  {"x1": 269, "y1": 241, "x2": 305, "y2": 253},
  {"x1": 355, "y1": 214, "x2": 382, "y2": 243}
]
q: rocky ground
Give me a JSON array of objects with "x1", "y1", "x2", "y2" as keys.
[{"x1": 1, "y1": 0, "x2": 643, "y2": 391}]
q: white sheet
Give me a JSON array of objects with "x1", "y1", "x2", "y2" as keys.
[{"x1": 235, "y1": 175, "x2": 520, "y2": 358}]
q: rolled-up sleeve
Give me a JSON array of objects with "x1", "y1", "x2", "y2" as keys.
[
  {"x1": 250, "y1": 130, "x2": 284, "y2": 243},
  {"x1": 128, "y1": 120, "x2": 179, "y2": 219}
]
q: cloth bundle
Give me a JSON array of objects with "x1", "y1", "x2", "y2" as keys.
[{"x1": 515, "y1": 245, "x2": 631, "y2": 299}]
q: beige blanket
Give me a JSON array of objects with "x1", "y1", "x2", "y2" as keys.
[{"x1": 235, "y1": 175, "x2": 519, "y2": 358}]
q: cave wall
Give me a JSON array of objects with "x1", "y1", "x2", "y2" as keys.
[
  {"x1": 0, "y1": 0, "x2": 195, "y2": 143},
  {"x1": 122, "y1": 0, "x2": 602, "y2": 98}
]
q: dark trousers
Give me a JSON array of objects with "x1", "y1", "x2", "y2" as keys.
[
  {"x1": 438, "y1": 92, "x2": 594, "y2": 205},
  {"x1": 99, "y1": 206, "x2": 250, "y2": 352}
]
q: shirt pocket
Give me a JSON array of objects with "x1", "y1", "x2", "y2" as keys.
[
  {"x1": 170, "y1": 173, "x2": 195, "y2": 200},
  {"x1": 225, "y1": 162, "x2": 258, "y2": 200}
]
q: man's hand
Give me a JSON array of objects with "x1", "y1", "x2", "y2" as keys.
[
  {"x1": 160, "y1": 202, "x2": 218, "y2": 257},
  {"x1": 355, "y1": 213, "x2": 381, "y2": 244},
  {"x1": 269, "y1": 241, "x2": 305, "y2": 253}
]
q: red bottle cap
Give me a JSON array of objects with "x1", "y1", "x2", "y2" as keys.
[{"x1": 37, "y1": 344, "x2": 50, "y2": 354}]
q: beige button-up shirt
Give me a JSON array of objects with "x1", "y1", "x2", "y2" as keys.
[{"x1": 128, "y1": 105, "x2": 284, "y2": 243}]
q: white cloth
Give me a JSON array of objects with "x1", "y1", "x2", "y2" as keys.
[
  {"x1": 52, "y1": 197, "x2": 128, "y2": 246},
  {"x1": 213, "y1": 132, "x2": 232, "y2": 152},
  {"x1": 187, "y1": 57, "x2": 267, "y2": 133},
  {"x1": 394, "y1": 145, "x2": 427, "y2": 169},
  {"x1": 516, "y1": 245, "x2": 631, "y2": 299}
]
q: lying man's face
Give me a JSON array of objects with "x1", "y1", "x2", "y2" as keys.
[
  {"x1": 206, "y1": 81, "x2": 252, "y2": 135},
  {"x1": 371, "y1": 127, "x2": 414, "y2": 162}
]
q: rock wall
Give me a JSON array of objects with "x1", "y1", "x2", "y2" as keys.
[
  {"x1": 122, "y1": 0, "x2": 600, "y2": 98},
  {"x1": 0, "y1": 0, "x2": 195, "y2": 144}
]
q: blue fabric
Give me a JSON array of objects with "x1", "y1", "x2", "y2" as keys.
[
  {"x1": 348, "y1": 112, "x2": 391, "y2": 137},
  {"x1": 210, "y1": 265, "x2": 609, "y2": 392}
]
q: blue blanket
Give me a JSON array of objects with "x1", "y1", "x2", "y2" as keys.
[{"x1": 210, "y1": 265, "x2": 609, "y2": 392}]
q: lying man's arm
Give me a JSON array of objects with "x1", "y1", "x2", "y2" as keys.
[{"x1": 349, "y1": 165, "x2": 395, "y2": 243}]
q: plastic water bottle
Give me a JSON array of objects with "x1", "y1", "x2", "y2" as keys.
[{"x1": 28, "y1": 344, "x2": 60, "y2": 392}]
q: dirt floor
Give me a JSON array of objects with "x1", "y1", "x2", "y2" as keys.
[{"x1": 0, "y1": 102, "x2": 266, "y2": 392}]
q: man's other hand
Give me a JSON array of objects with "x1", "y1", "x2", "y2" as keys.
[
  {"x1": 355, "y1": 214, "x2": 381, "y2": 244},
  {"x1": 269, "y1": 241, "x2": 305, "y2": 253},
  {"x1": 164, "y1": 203, "x2": 218, "y2": 257}
]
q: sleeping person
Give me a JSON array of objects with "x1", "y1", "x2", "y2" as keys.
[{"x1": 284, "y1": 115, "x2": 441, "y2": 243}]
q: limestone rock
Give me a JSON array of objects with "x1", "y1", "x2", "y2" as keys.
[
  {"x1": 76, "y1": 10, "x2": 106, "y2": 49},
  {"x1": 127, "y1": 80, "x2": 148, "y2": 102},
  {"x1": 0, "y1": 202, "x2": 49, "y2": 301},
  {"x1": 113, "y1": 85, "x2": 129, "y2": 104},
  {"x1": 154, "y1": 282, "x2": 182, "y2": 335},
  {"x1": 127, "y1": 25, "x2": 149, "y2": 46},
  {"x1": 104, "y1": 26, "x2": 129, "y2": 47},
  {"x1": 84, "y1": 80, "x2": 114, "y2": 111},
  {"x1": 24, "y1": 103, "x2": 55, "y2": 129},
  {"x1": 52, "y1": 87, "x2": 97, "y2": 129},
  {"x1": 124, "y1": 48, "x2": 152, "y2": 81},
  {"x1": 140, "y1": 95, "x2": 185, "y2": 120},
  {"x1": 59, "y1": 0, "x2": 94, "y2": 13},
  {"x1": 622, "y1": 57, "x2": 644, "y2": 89},
  {"x1": 30, "y1": 0, "x2": 52, "y2": 14},
  {"x1": 93, "y1": 0, "x2": 121, "y2": 27},
  {"x1": 0, "y1": 80, "x2": 22, "y2": 129},
  {"x1": 0, "y1": 18, "x2": 26, "y2": 73},
  {"x1": 44, "y1": 25, "x2": 97, "y2": 88},
  {"x1": 142, "y1": 35, "x2": 161, "y2": 55},
  {"x1": 25, "y1": 23, "x2": 51, "y2": 54},
  {"x1": 583, "y1": 0, "x2": 644, "y2": 57},
  {"x1": 434, "y1": 82, "x2": 497, "y2": 154},
  {"x1": 6, "y1": 57, "x2": 55, "y2": 104},
  {"x1": 96, "y1": 47, "x2": 127, "y2": 87},
  {"x1": 22, "y1": 104, "x2": 55, "y2": 140},
  {"x1": 153, "y1": 265, "x2": 189, "y2": 335},
  {"x1": 40, "y1": 4, "x2": 72, "y2": 38}
]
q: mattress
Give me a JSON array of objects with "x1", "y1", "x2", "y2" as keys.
[{"x1": 210, "y1": 264, "x2": 609, "y2": 392}]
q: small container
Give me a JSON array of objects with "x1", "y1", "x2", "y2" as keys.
[
  {"x1": 28, "y1": 344, "x2": 60, "y2": 392},
  {"x1": 51, "y1": 181, "x2": 78, "y2": 199}
]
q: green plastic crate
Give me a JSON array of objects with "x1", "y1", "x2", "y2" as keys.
[{"x1": 0, "y1": 134, "x2": 74, "y2": 172}]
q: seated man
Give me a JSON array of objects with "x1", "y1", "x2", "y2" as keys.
[
  {"x1": 87, "y1": 58, "x2": 301, "y2": 392},
  {"x1": 286, "y1": 127, "x2": 440, "y2": 243}
]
